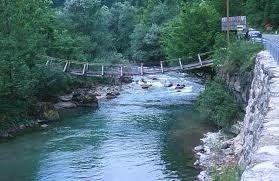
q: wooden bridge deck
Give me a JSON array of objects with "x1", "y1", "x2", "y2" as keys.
[{"x1": 44, "y1": 53, "x2": 213, "y2": 77}]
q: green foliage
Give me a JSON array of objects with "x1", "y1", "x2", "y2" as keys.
[
  {"x1": 70, "y1": 76, "x2": 113, "y2": 88},
  {"x1": 212, "y1": 164, "x2": 242, "y2": 181},
  {"x1": 245, "y1": 0, "x2": 279, "y2": 29},
  {"x1": 196, "y1": 78, "x2": 241, "y2": 127},
  {"x1": 32, "y1": 65, "x2": 72, "y2": 100},
  {"x1": 64, "y1": 0, "x2": 114, "y2": 60},
  {"x1": 208, "y1": 0, "x2": 246, "y2": 17},
  {"x1": 130, "y1": 23, "x2": 164, "y2": 63},
  {"x1": 161, "y1": 3, "x2": 220, "y2": 63},
  {"x1": 109, "y1": 2, "x2": 137, "y2": 55},
  {"x1": 213, "y1": 41, "x2": 262, "y2": 75},
  {"x1": 150, "y1": 2, "x2": 171, "y2": 25}
]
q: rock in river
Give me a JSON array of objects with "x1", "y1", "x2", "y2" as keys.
[
  {"x1": 175, "y1": 84, "x2": 185, "y2": 89},
  {"x1": 164, "y1": 81, "x2": 173, "y2": 87},
  {"x1": 36, "y1": 102, "x2": 60, "y2": 121},
  {"x1": 58, "y1": 94, "x2": 73, "y2": 102},
  {"x1": 54, "y1": 102, "x2": 77, "y2": 109},
  {"x1": 72, "y1": 89, "x2": 98, "y2": 107},
  {"x1": 141, "y1": 84, "x2": 152, "y2": 89}
]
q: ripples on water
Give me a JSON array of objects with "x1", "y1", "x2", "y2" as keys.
[{"x1": 0, "y1": 73, "x2": 214, "y2": 181}]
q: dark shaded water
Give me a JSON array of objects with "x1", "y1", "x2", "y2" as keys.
[{"x1": 0, "y1": 74, "x2": 214, "y2": 181}]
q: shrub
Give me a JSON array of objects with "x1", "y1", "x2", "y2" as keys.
[
  {"x1": 213, "y1": 40, "x2": 262, "y2": 75},
  {"x1": 32, "y1": 65, "x2": 72, "y2": 100},
  {"x1": 211, "y1": 164, "x2": 242, "y2": 181},
  {"x1": 196, "y1": 77, "x2": 241, "y2": 127}
]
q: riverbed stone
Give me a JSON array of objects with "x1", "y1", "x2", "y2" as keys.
[
  {"x1": 41, "y1": 124, "x2": 48, "y2": 128},
  {"x1": 58, "y1": 94, "x2": 73, "y2": 102},
  {"x1": 72, "y1": 89, "x2": 98, "y2": 107},
  {"x1": 36, "y1": 102, "x2": 60, "y2": 121},
  {"x1": 54, "y1": 102, "x2": 77, "y2": 109}
]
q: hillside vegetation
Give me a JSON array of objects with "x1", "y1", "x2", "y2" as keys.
[{"x1": 0, "y1": 0, "x2": 278, "y2": 129}]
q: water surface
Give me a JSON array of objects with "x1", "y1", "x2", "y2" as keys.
[{"x1": 0, "y1": 73, "x2": 214, "y2": 181}]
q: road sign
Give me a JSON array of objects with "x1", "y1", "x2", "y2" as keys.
[{"x1": 222, "y1": 16, "x2": 247, "y2": 31}]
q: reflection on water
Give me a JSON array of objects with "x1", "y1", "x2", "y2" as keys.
[{"x1": 0, "y1": 73, "x2": 214, "y2": 181}]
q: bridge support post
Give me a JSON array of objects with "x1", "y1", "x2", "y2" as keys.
[
  {"x1": 120, "y1": 66, "x2": 123, "y2": 77},
  {"x1": 198, "y1": 54, "x2": 203, "y2": 66},
  {"x1": 82, "y1": 64, "x2": 87, "y2": 75},
  {"x1": 160, "y1": 61, "x2": 164, "y2": 73},
  {"x1": 101, "y1": 65, "x2": 104, "y2": 76},
  {"x1": 140, "y1": 63, "x2": 144, "y2": 75},
  {"x1": 179, "y1": 58, "x2": 183, "y2": 70},
  {"x1": 63, "y1": 61, "x2": 69, "y2": 72}
]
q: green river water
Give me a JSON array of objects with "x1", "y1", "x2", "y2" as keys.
[{"x1": 0, "y1": 73, "x2": 214, "y2": 181}]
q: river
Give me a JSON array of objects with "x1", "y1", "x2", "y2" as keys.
[{"x1": 0, "y1": 73, "x2": 214, "y2": 181}]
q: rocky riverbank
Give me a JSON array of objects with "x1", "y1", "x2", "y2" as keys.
[
  {"x1": 194, "y1": 122, "x2": 243, "y2": 180},
  {"x1": 0, "y1": 73, "x2": 196, "y2": 139},
  {"x1": 0, "y1": 85, "x2": 122, "y2": 139}
]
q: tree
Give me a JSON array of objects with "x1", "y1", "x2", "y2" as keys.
[
  {"x1": 0, "y1": 0, "x2": 61, "y2": 125},
  {"x1": 196, "y1": 77, "x2": 241, "y2": 127},
  {"x1": 245, "y1": 0, "x2": 279, "y2": 28},
  {"x1": 108, "y1": 2, "x2": 137, "y2": 55},
  {"x1": 208, "y1": 0, "x2": 246, "y2": 17},
  {"x1": 130, "y1": 23, "x2": 149, "y2": 62},
  {"x1": 151, "y1": 2, "x2": 171, "y2": 25},
  {"x1": 64, "y1": 0, "x2": 113, "y2": 60},
  {"x1": 161, "y1": 3, "x2": 220, "y2": 62},
  {"x1": 130, "y1": 23, "x2": 164, "y2": 64}
]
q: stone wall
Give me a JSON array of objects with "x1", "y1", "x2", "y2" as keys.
[
  {"x1": 239, "y1": 51, "x2": 279, "y2": 180},
  {"x1": 219, "y1": 70, "x2": 253, "y2": 109}
]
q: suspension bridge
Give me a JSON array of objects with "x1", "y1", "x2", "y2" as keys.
[{"x1": 44, "y1": 52, "x2": 213, "y2": 77}]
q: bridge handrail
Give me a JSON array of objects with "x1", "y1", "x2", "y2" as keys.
[{"x1": 42, "y1": 51, "x2": 214, "y2": 67}]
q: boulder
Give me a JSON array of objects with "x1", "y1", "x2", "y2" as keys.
[
  {"x1": 72, "y1": 89, "x2": 98, "y2": 107},
  {"x1": 19, "y1": 124, "x2": 25, "y2": 130},
  {"x1": 141, "y1": 84, "x2": 152, "y2": 89},
  {"x1": 41, "y1": 124, "x2": 48, "y2": 128},
  {"x1": 194, "y1": 145, "x2": 205, "y2": 152},
  {"x1": 141, "y1": 78, "x2": 147, "y2": 83},
  {"x1": 120, "y1": 77, "x2": 133, "y2": 84},
  {"x1": 36, "y1": 102, "x2": 60, "y2": 121},
  {"x1": 58, "y1": 94, "x2": 73, "y2": 102},
  {"x1": 164, "y1": 81, "x2": 173, "y2": 87},
  {"x1": 43, "y1": 109, "x2": 60, "y2": 121},
  {"x1": 175, "y1": 84, "x2": 185, "y2": 89},
  {"x1": 54, "y1": 102, "x2": 77, "y2": 109},
  {"x1": 106, "y1": 87, "x2": 121, "y2": 99},
  {"x1": 106, "y1": 92, "x2": 118, "y2": 99}
]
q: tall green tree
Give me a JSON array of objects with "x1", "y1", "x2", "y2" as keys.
[
  {"x1": 0, "y1": 0, "x2": 62, "y2": 125},
  {"x1": 245, "y1": 0, "x2": 279, "y2": 28},
  {"x1": 161, "y1": 3, "x2": 220, "y2": 62},
  {"x1": 130, "y1": 23, "x2": 164, "y2": 63},
  {"x1": 64, "y1": 0, "x2": 113, "y2": 60},
  {"x1": 109, "y1": 2, "x2": 137, "y2": 55}
]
